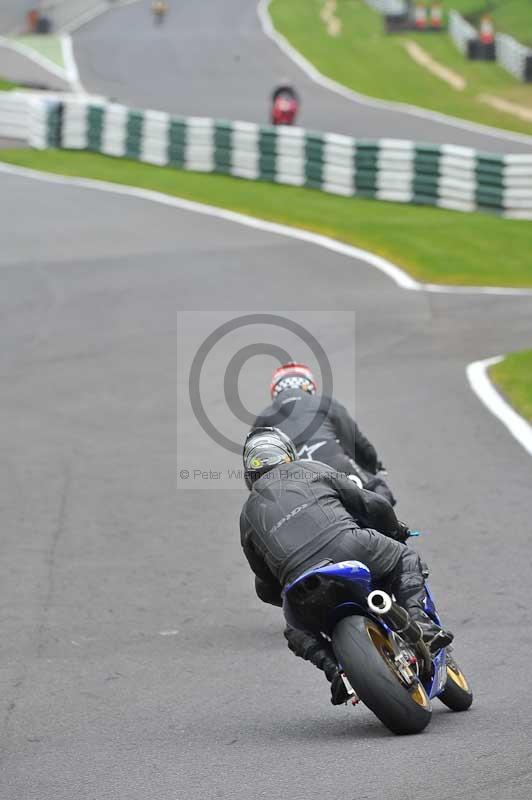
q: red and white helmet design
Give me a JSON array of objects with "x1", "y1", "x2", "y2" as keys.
[{"x1": 270, "y1": 362, "x2": 317, "y2": 399}]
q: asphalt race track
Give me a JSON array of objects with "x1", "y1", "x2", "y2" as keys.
[
  {"x1": 0, "y1": 1, "x2": 25, "y2": 34},
  {"x1": 73, "y1": 0, "x2": 532, "y2": 153},
  {"x1": 2, "y1": 166, "x2": 532, "y2": 799},
  {"x1": 2, "y1": 2, "x2": 532, "y2": 798}
]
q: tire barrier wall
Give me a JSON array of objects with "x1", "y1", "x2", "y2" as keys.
[
  {"x1": 0, "y1": 91, "x2": 62, "y2": 146},
  {"x1": 2, "y1": 92, "x2": 532, "y2": 219}
]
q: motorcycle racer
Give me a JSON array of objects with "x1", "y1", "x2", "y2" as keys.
[
  {"x1": 240, "y1": 427, "x2": 453, "y2": 705},
  {"x1": 152, "y1": 0, "x2": 168, "y2": 24},
  {"x1": 270, "y1": 84, "x2": 300, "y2": 126},
  {"x1": 251, "y1": 362, "x2": 396, "y2": 505}
]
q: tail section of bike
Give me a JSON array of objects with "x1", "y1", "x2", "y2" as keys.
[{"x1": 283, "y1": 560, "x2": 472, "y2": 734}]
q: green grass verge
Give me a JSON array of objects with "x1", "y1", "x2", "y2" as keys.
[
  {"x1": 0, "y1": 78, "x2": 17, "y2": 90},
  {"x1": 491, "y1": 350, "x2": 532, "y2": 422},
  {"x1": 270, "y1": 0, "x2": 532, "y2": 137},
  {"x1": 450, "y1": 1, "x2": 532, "y2": 47},
  {"x1": 1, "y1": 147, "x2": 531, "y2": 287}
]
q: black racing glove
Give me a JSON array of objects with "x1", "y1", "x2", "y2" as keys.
[{"x1": 395, "y1": 521, "x2": 412, "y2": 544}]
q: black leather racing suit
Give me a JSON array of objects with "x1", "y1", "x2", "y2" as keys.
[
  {"x1": 252, "y1": 390, "x2": 395, "y2": 505},
  {"x1": 240, "y1": 460, "x2": 439, "y2": 677}
]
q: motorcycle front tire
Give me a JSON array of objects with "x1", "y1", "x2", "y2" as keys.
[{"x1": 438, "y1": 656, "x2": 473, "y2": 712}]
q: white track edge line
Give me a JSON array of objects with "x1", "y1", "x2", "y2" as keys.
[
  {"x1": 257, "y1": 0, "x2": 532, "y2": 148},
  {"x1": 467, "y1": 356, "x2": 532, "y2": 457},
  {"x1": 1, "y1": 160, "x2": 532, "y2": 297},
  {"x1": 59, "y1": 34, "x2": 86, "y2": 94}
]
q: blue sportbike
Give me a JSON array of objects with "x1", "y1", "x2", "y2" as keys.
[{"x1": 284, "y1": 560, "x2": 473, "y2": 735}]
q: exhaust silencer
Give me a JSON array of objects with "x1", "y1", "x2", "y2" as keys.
[
  {"x1": 367, "y1": 590, "x2": 432, "y2": 677},
  {"x1": 367, "y1": 590, "x2": 423, "y2": 647}
]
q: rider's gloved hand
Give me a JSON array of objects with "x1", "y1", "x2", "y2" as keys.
[{"x1": 395, "y1": 521, "x2": 412, "y2": 543}]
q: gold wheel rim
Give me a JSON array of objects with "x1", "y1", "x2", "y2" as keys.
[
  {"x1": 447, "y1": 663, "x2": 470, "y2": 692},
  {"x1": 366, "y1": 621, "x2": 430, "y2": 710},
  {"x1": 409, "y1": 682, "x2": 430, "y2": 709}
]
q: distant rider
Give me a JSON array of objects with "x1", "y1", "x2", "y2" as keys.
[
  {"x1": 152, "y1": 0, "x2": 168, "y2": 24},
  {"x1": 270, "y1": 84, "x2": 300, "y2": 126},
  {"x1": 240, "y1": 427, "x2": 453, "y2": 705},
  {"x1": 252, "y1": 362, "x2": 395, "y2": 505}
]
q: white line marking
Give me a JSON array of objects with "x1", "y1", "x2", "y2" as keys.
[
  {"x1": 0, "y1": 34, "x2": 69, "y2": 83},
  {"x1": 60, "y1": 34, "x2": 86, "y2": 94},
  {"x1": 257, "y1": 0, "x2": 532, "y2": 148},
  {"x1": 0, "y1": 161, "x2": 530, "y2": 454},
  {"x1": 467, "y1": 356, "x2": 532, "y2": 457},
  {"x1": 159, "y1": 630, "x2": 179, "y2": 636},
  {"x1": 423, "y1": 283, "x2": 532, "y2": 296},
  {"x1": 0, "y1": 161, "x2": 531, "y2": 299}
]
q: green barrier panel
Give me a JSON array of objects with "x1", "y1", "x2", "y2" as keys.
[
  {"x1": 87, "y1": 105, "x2": 104, "y2": 152},
  {"x1": 258, "y1": 152, "x2": 276, "y2": 180},
  {"x1": 258, "y1": 128, "x2": 278, "y2": 156}
]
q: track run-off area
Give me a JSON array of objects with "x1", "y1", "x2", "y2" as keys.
[{"x1": 1, "y1": 2, "x2": 532, "y2": 798}]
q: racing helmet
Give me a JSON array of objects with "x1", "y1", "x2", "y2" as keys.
[
  {"x1": 243, "y1": 427, "x2": 297, "y2": 489},
  {"x1": 270, "y1": 362, "x2": 317, "y2": 399}
]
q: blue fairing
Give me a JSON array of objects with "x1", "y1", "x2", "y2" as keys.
[
  {"x1": 288, "y1": 559, "x2": 372, "y2": 590},
  {"x1": 423, "y1": 584, "x2": 441, "y2": 625},
  {"x1": 283, "y1": 560, "x2": 372, "y2": 634},
  {"x1": 283, "y1": 559, "x2": 449, "y2": 700}
]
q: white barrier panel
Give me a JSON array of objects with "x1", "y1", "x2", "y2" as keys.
[
  {"x1": 0, "y1": 92, "x2": 30, "y2": 140},
  {"x1": 496, "y1": 33, "x2": 532, "y2": 82},
  {"x1": 449, "y1": 10, "x2": 476, "y2": 56}
]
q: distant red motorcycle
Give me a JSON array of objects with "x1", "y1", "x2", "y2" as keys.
[{"x1": 270, "y1": 86, "x2": 300, "y2": 126}]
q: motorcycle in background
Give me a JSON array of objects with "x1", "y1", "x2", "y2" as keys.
[
  {"x1": 271, "y1": 85, "x2": 300, "y2": 126},
  {"x1": 152, "y1": 0, "x2": 168, "y2": 25}
]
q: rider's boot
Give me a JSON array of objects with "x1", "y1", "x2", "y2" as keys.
[
  {"x1": 284, "y1": 626, "x2": 349, "y2": 705},
  {"x1": 408, "y1": 610, "x2": 454, "y2": 654},
  {"x1": 424, "y1": 627, "x2": 454, "y2": 654},
  {"x1": 393, "y1": 549, "x2": 454, "y2": 654}
]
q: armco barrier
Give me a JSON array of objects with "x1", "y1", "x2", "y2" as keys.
[
  {"x1": 2, "y1": 92, "x2": 532, "y2": 218},
  {"x1": 364, "y1": 0, "x2": 408, "y2": 16},
  {"x1": 496, "y1": 33, "x2": 532, "y2": 82},
  {"x1": 449, "y1": 10, "x2": 476, "y2": 56}
]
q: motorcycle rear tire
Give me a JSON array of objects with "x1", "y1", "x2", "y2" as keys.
[{"x1": 332, "y1": 615, "x2": 432, "y2": 735}]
